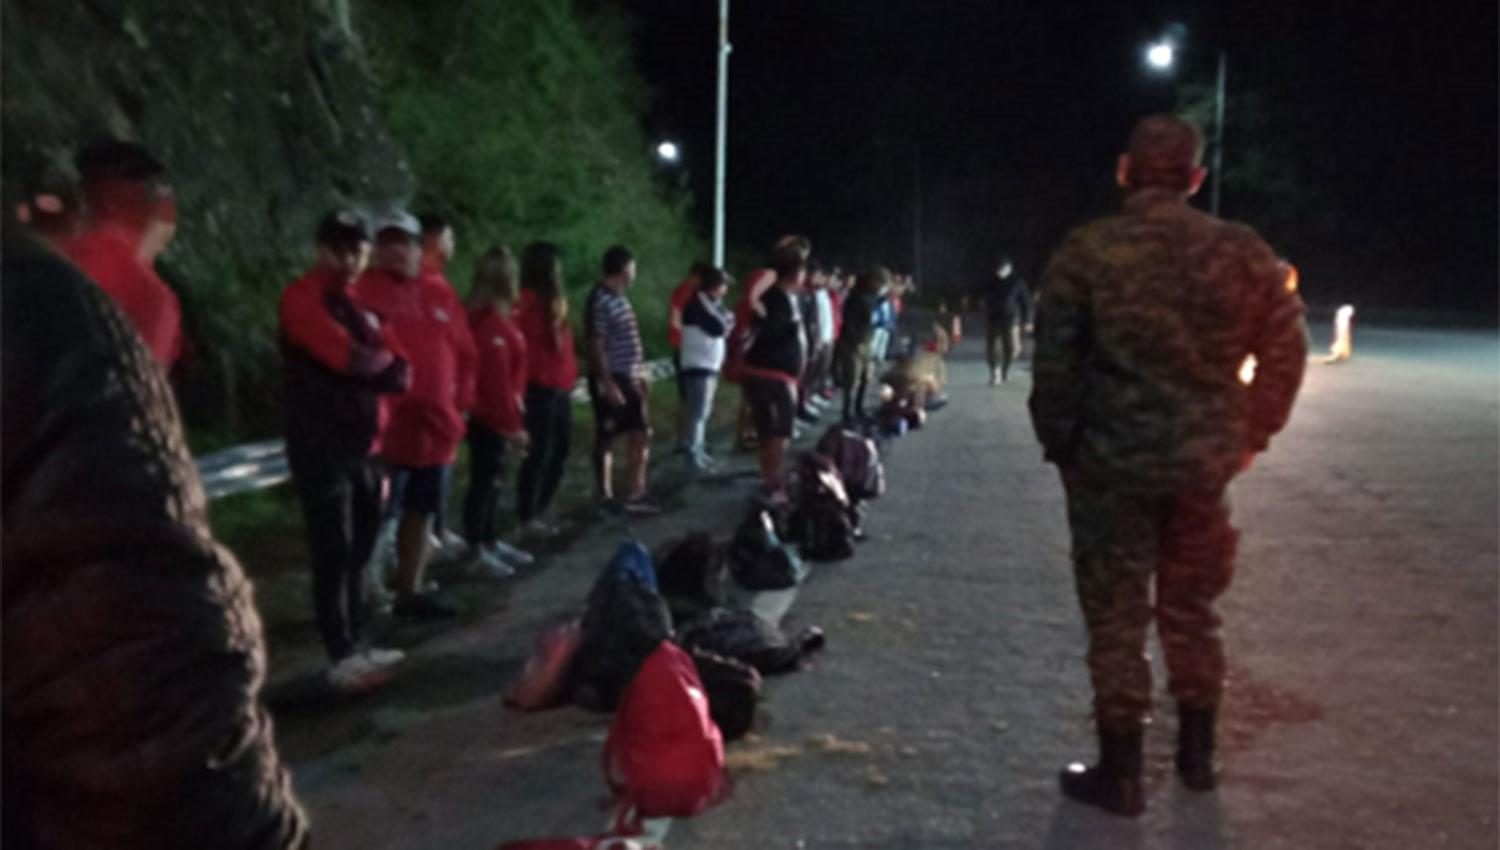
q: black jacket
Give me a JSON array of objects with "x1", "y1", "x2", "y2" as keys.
[{"x1": 2, "y1": 234, "x2": 308, "y2": 850}]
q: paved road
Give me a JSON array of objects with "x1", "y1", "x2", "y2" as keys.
[{"x1": 287, "y1": 327, "x2": 1498, "y2": 849}]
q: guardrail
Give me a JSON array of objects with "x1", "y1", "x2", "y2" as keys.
[{"x1": 197, "y1": 357, "x2": 677, "y2": 500}]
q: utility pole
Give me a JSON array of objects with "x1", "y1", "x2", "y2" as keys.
[{"x1": 712, "y1": 0, "x2": 730, "y2": 267}]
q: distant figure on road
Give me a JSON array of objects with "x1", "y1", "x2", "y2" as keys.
[
  {"x1": 982, "y1": 256, "x2": 1031, "y2": 385},
  {"x1": 1030, "y1": 114, "x2": 1308, "y2": 816},
  {"x1": 585, "y1": 245, "x2": 660, "y2": 516},
  {"x1": 280, "y1": 211, "x2": 411, "y2": 690},
  {"x1": 833, "y1": 265, "x2": 888, "y2": 425}
]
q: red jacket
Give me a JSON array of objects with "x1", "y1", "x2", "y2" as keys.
[
  {"x1": 667, "y1": 277, "x2": 698, "y2": 350},
  {"x1": 355, "y1": 267, "x2": 477, "y2": 467},
  {"x1": 58, "y1": 226, "x2": 182, "y2": 368},
  {"x1": 468, "y1": 304, "x2": 527, "y2": 435},
  {"x1": 515, "y1": 288, "x2": 578, "y2": 390},
  {"x1": 279, "y1": 265, "x2": 409, "y2": 453}
]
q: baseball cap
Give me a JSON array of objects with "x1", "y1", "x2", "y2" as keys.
[
  {"x1": 316, "y1": 209, "x2": 369, "y2": 247},
  {"x1": 370, "y1": 209, "x2": 421, "y2": 239}
]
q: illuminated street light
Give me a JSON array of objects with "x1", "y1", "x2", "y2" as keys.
[
  {"x1": 656, "y1": 140, "x2": 681, "y2": 164},
  {"x1": 1146, "y1": 42, "x2": 1175, "y2": 70}
]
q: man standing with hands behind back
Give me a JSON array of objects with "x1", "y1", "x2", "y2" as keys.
[{"x1": 1030, "y1": 114, "x2": 1307, "y2": 816}]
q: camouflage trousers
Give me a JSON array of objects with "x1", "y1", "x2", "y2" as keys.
[{"x1": 1063, "y1": 476, "x2": 1239, "y2": 731}]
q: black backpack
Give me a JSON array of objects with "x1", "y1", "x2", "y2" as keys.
[
  {"x1": 654, "y1": 532, "x2": 725, "y2": 623},
  {"x1": 816, "y1": 426, "x2": 886, "y2": 502},
  {"x1": 686, "y1": 645, "x2": 761, "y2": 741},
  {"x1": 788, "y1": 453, "x2": 855, "y2": 562},
  {"x1": 573, "y1": 543, "x2": 673, "y2": 712},
  {"x1": 728, "y1": 510, "x2": 807, "y2": 590},
  {"x1": 678, "y1": 607, "x2": 826, "y2": 676}
]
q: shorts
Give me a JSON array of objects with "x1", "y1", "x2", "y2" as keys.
[
  {"x1": 393, "y1": 464, "x2": 446, "y2": 515},
  {"x1": 590, "y1": 372, "x2": 649, "y2": 440},
  {"x1": 744, "y1": 376, "x2": 796, "y2": 440}
]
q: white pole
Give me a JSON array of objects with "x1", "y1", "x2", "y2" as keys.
[{"x1": 713, "y1": 0, "x2": 730, "y2": 267}]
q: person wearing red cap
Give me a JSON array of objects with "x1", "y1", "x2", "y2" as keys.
[
  {"x1": 1032, "y1": 114, "x2": 1307, "y2": 816},
  {"x1": 57, "y1": 139, "x2": 183, "y2": 370},
  {"x1": 280, "y1": 210, "x2": 411, "y2": 690},
  {"x1": 355, "y1": 211, "x2": 477, "y2": 621},
  {"x1": 462, "y1": 246, "x2": 535, "y2": 576}
]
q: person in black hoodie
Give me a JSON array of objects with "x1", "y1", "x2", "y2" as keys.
[{"x1": 279, "y1": 211, "x2": 411, "y2": 690}]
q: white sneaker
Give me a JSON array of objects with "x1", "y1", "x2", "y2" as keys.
[
  {"x1": 468, "y1": 547, "x2": 517, "y2": 579},
  {"x1": 489, "y1": 539, "x2": 535, "y2": 567},
  {"x1": 523, "y1": 518, "x2": 561, "y2": 539},
  {"x1": 327, "y1": 653, "x2": 392, "y2": 692},
  {"x1": 362, "y1": 562, "x2": 396, "y2": 614},
  {"x1": 362, "y1": 646, "x2": 405, "y2": 668}
]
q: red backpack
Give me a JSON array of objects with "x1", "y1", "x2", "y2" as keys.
[{"x1": 604, "y1": 641, "x2": 726, "y2": 822}]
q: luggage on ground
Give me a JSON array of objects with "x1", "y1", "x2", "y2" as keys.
[
  {"x1": 676, "y1": 607, "x2": 816, "y2": 675},
  {"x1": 686, "y1": 645, "x2": 761, "y2": 742},
  {"x1": 728, "y1": 510, "x2": 806, "y2": 591},
  {"x1": 654, "y1": 532, "x2": 725, "y2": 622},
  {"x1": 505, "y1": 617, "x2": 584, "y2": 712},
  {"x1": 604, "y1": 641, "x2": 726, "y2": 820},
  {"x1": 574, "y1": 542, "x2": 673, "y2": 712},
  {"x1": 788, "y1": 452, "x2": 855, "y2": 562},
  {"x1": 815, "y1": 426, "x2": 886, "y2": 502}
]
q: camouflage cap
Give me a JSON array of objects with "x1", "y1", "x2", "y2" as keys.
[{"x1": 1125, "y1": 115, "x2": 1204, "y2": 190}]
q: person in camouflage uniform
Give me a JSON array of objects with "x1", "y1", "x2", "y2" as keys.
[{"x1": 1029, "y1": 115, "x2": 1308, "y2": 816}]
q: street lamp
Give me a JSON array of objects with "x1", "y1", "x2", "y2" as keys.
[
  {"x1": 655, "y1": 140, "x2": 681, "y2": 164},
  {"x1": 1146, "y1": 42, "x2": 1175, "y2": 69},
  {"x1": 1144, "y1": 33, "x2": 1227, "y2": 217}
]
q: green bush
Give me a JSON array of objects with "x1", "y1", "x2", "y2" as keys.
[{"x1": 359, "y1": 0, "x2": 705, "y2": 357}]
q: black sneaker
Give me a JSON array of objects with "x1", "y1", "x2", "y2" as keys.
[
  {"x1": 622, "y1": 495, "x2": 663, "y2": 516},
  {"x1": 393, "y1": 592, "x2": 457, "y2": 622}
]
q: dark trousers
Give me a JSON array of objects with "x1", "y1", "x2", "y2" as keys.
[
  {"x1": 463, "y1": 421, "x2": 508, "y2": 545},
  {"x1": 987, "y1": 319, "x2": 1021, "y2": 377},
  {"x1": 287, "y1": 438, "x2": 381, "y2": 662},
  {"x1": 517, "y1": 383, "x2": 573, "y2": 522}
]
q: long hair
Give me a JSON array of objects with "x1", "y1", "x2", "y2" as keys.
[
  {"x1": 468, "y1": 245, "x2": 519, "y2": 310},
  {"x1": 520, "y1": 241, "x2": 566, "y2": 325}
]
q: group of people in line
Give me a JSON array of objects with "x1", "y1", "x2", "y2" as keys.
[
  {"x1": 12, "y1": 138, "x2": 931, "y2": 692},
  {"x1": 4, "y1": 112, "x2": 1313, "y2": 845}
]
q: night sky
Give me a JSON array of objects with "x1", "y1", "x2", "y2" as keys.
[{"x1": 622, "y1": 0, "x2": 1497, "y2": 315}]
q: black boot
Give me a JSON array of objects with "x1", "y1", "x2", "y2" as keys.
[
  {"x1": 1176, "y1": 703, "x2": 1218, "y2": 791},
  {"x1": 1059, "y1": 722, "x2": 1145, "y2": 817}
]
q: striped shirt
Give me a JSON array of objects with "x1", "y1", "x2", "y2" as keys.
[{"x1": 586, "y1": 283, "x2": 645, "y2": 379}]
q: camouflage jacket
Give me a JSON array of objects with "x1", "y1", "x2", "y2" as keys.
[{"x1": 1029, "y1": 189, "x2": 1307, "y2": 490}]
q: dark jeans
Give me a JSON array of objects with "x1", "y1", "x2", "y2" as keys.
[
  {"x1": 517, "y1": 383, "x2": 573, "y2": 523},
  {"x1": 383, "y1": 464, "x2": 454, "y2": 529},
  {"x1": 463, "y1": 421, "x2": 508, "y2": 545},
  {"x1": 287, "y1": 438, "x2": 381, "y2": 662}
]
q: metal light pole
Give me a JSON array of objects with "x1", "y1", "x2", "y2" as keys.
[
  {"x1": 1145, "y1": 38, "x2": 1228, "y2": 216},
  {"x1": 712, "y1": 0, "x2": 730, "y2": 267}
]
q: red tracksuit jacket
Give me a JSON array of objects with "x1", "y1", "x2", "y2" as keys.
[
  {"x1": 514, "y1": 288, "x2": 578, "y2": 391},
  {"x1": 58, "y1": 226, "x2": 183, "y2": 368},
  {"x1": 468, "y1": 304, "x2": 528, "y2": 436},
  {"x1": 355, "y1": 267, "x2": 477, "y2": 467}
]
